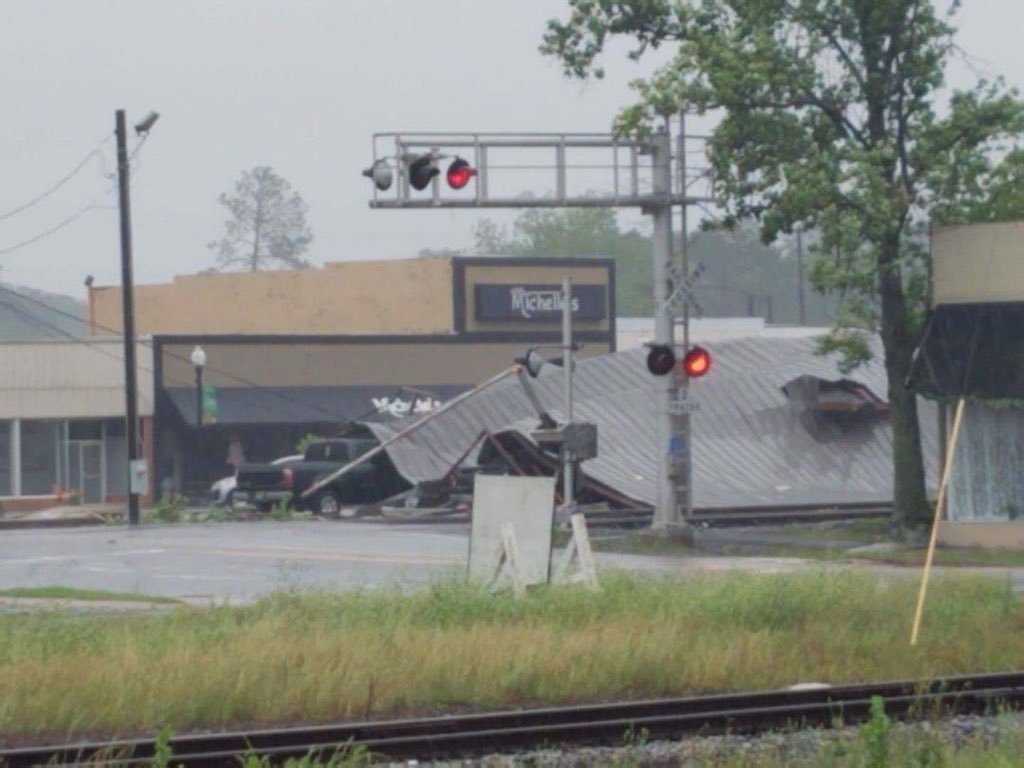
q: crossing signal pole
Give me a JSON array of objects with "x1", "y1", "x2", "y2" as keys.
[{"x1": 363, "y1": 127, "x2": 713, "y2": 533}]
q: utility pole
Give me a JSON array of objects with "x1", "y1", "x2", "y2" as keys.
[
  {"x1": 795, "y1": 222, "x2": 806, "y2": 325},
  {"x1": 116, "y1": 110, "x2": 140, "y2": 526},
  {"x1": 561, "y1": 275, "x2": 575, "y2": 511}
]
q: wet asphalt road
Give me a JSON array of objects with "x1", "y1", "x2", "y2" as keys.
[
  {"x1": 1, "y1": 520, "x2": 1022, "y2": 604},
  {"x1": 0, "y1": 520, "x2": 827, "y2": 603}
]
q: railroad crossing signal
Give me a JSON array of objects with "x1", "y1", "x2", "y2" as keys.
[
  {"x1": 407, "y1": 155, "x2": 439, "y2": 190},
  {"x1": 646, "y1": 345, "x2": 676, "y2": 376},
  {"x1": 364, "y1": 152, "x2": 483, "y2": 195},
  {"x1": 364, "y1": 129, "x2": 717, "y2": 534},
  {"x1": 446, "y1": 157, "x2": 477, "y2": 189},
  {"x1": 682, "y1": 346, "x2": 712, "y2": 378},
  {"x1": 663, "y1": 262, "x2": 706, "y2": 316},
  {"x1": 646, "y1": 344, "x2": 713, "y2": 379},
  {"x1": 362, "y1": 160, "x2": 393, "y2": 191}
]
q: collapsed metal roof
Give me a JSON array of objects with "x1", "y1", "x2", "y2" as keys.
[{"x1": 366, "y1": 336, "x2": 939, "y2": 509}]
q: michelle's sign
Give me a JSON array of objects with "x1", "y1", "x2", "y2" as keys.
[{"x1": 475, "y1": 283, "x2": 607, "y2": 322}]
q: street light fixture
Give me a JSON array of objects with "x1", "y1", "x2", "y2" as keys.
[{"x1": 191, "y1": 345, "x2": 206, "y2": 491}]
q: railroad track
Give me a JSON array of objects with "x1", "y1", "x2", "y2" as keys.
[
  {"x1": 3, "y1": 671, "x2": 1022, "y2": 766},
  {"x1": 584, "y1": 501, "x2": 892, "y2": 529}
]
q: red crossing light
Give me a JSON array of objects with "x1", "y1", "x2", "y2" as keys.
[
  {"x1": 446, "y1": 157, "x2": 477, "y2": 189},
  {"x1": 682, "y1": 346, "x2": 712, "y2": 378}
]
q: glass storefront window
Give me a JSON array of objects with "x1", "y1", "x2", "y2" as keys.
[{"x1": 21, "y1": 420, "x2": 60, "y2": 495}]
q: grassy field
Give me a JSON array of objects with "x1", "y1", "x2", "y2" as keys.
[{"x1": 0, "y1": 571, "x2": 1020, "y2": 741}]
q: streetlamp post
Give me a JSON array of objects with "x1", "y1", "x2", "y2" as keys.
[
  {"x1": 191, "y1": 345, "x2": 206, "y2": 492},
  {"x1": 116, "y1": 108, "x2": 159, "y2": 526}
]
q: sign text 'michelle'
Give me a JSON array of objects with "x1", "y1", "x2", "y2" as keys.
[{"x1": 474, "y1": 284, "x2": 607, "y2": 322}]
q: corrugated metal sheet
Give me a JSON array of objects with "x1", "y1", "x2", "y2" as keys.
[
  {"x1": 0, "y1": 339, "x2": 154, "y2": 419},
  {"x1": 367, "y1": 336, "x2": 939, "y2": 509}
]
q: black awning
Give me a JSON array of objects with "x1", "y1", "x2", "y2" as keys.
[
  {"x1": 910, "y1": 302, "x2": 1024, "y2": 399},
  {"x1": 165, "y1": 384, "x2": 469, "y2": 426}
]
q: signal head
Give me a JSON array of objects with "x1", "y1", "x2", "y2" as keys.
[
  {"x1": 408, "y1": 154, "x2": 440, "y2": 191},
  {"x1": 446, "y1": 157, "x2": 477, "y2": 190},
  {"x1": 514, "y1": 348, "x2": 545, "y2": 378},
  {"x1": 362, "y1": 159, "x2": 393, "y2": 191},
  {"x1": 682, "y1": 345, "x2": 712, "y2": 378},
  {"x1": 646, "y1": 344, "x2": 676, "y2": 376}
]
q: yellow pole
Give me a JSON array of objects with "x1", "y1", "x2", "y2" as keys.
[{"x1": 910, "y1": 398, "x2": 967, "y2": 646}]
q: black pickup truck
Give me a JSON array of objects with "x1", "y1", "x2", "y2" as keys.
[{"x1": 234, "y1": 438, "x2": 407, "y2": 517}]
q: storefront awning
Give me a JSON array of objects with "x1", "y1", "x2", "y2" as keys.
[
  {"x1": 909, "y1": 302, "x2": 1024, "y2": 399},
  {"x1": 164, "y1": 385, "x2": 468, "y2": 426}
]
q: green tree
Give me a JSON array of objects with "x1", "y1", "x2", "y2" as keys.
[
  {"x1": 209, "y1": 166, "x2": 313, "y2": 271},
  {"x1": 543, "y1": 0, "x2": 1024, "y2": 528},
  {"x1": 472, "y1": 208, "x2": 655, "y2": 314},
  {"x1": 933, "y1": 148, "x2": 1024, "y2": 224}
]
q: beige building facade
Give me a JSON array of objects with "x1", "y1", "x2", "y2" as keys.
[
  {"x1": 914, "y1": 221, "x2": 1024, "y2": 549},
  {"x1": 0, "y1": 339, "x2": 155, "y2": 509},
  {"x1": 87, "y1": 256, "x2": 616, "y2": 497}
]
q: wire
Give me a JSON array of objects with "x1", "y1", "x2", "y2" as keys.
[
  {"x1": 0, "y1": 133, "x2": 148, "y2": 260},
  {"x1": 0, "y1": 133, "x2": 112, "y2": 222},
  {"x1": 0, "y1": 184, "x2": 116, "y2": 258}
]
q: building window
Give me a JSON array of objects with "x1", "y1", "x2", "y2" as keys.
[
  {"x1": 68, "y1": 420, "x2": 102, "y2": 441},
  {"x1": 20, "y1": 420, "x2": 60, "y2": 496}
]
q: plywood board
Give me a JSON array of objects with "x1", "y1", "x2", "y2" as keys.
[{"x1": 468, "y1": 475, "x2": 556, "y2": 586}]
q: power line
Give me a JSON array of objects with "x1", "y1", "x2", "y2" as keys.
[
  {"x1": 0, "y1": 133, "x2": 112, "y2": 222},
  {"x1": 0, "y1": 184, "x2": 116, "y2": 258},
  {"x1": 0, "y1": 133, "x2": 149, "y2": 260}
]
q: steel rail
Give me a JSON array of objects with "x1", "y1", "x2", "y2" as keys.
[
  {"x1": 3, "y1": 671, "x2": 1022, "y2": 766},
  {"x1": 580, "y1": 502, "x2": 892, "y2": 529}
]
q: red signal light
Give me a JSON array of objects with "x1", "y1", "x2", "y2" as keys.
[
  {"x1": 682, "y1": 346, "x2": 712, "y2": 378},
  {"x1": 446, "y1": 157, "x2": 477, "y2": 189}
]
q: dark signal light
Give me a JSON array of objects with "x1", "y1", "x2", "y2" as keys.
[
  {"x1": 682, "y1": 346, "x2": 712, "y2": 378},
  {"x1": 446, "y1": 157, "x2": 477, "y2": 189},
  {"x1": 646, "y1": 345, "x2": 676, "y2": 376},
  {"x1": 408, "y1": 155, "x2": 439, "y2": 191}
]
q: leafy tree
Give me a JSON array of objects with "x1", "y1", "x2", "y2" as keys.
[
  {"x1": 472, "y1": 208, "x2": 654, "y2": 314},
  {"x1": 470, "y1": 210, "x2": 840, "y2": 321},
  {"x1": 208, "y1": 167, "x2": 313, "y2": 271},
  {"x1": 933, "y1": 148, "x2": 1024, "y2": 224},
  {"x1": 543, "y1": 0, "x2": 1024, "y2": 528}
]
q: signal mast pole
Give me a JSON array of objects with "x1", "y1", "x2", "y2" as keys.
[{"x1": 649, "y1": 128, "x2": 678, "y2": 531}]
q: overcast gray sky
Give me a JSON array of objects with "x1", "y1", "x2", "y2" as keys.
[{"x1": 0, "y1": 0, "x2": 1019, "y2": 300}]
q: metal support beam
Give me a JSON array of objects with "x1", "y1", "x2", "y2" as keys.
[
  {"x1": 675, "y1": 109, "x2": 693, "y2": 521},
  {"x1": 562, "y1": 275, "x2": 574, "y2": 511},
  {"x1": 650, "y1": 128, "x2": 678, "y2": 531}
]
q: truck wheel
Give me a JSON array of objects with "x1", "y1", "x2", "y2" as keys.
[{"x1": 316, "y1": 490, "x2": 341, "y2": 518}]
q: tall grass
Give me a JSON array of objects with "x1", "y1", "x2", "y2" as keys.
[{"x1": 0, "y1": 570, "x2": 1020, "y2": 740}]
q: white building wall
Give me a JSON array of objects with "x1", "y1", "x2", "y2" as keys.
[{"x1": 0, "y1": 339, "x2": 154, "y2": 419}]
